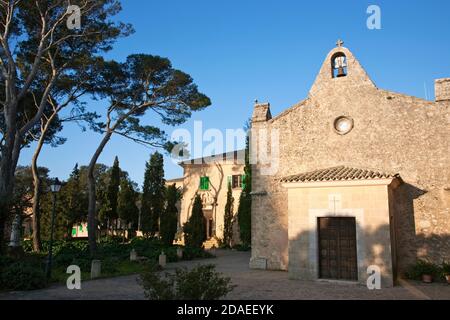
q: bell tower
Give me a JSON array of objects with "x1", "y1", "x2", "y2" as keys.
[
  {"x1": 332, "y1": 39, "x2": 347, "y2": 78},
  {"x1": 309, "y1": 40, "x2": 376, "y2": 97}
]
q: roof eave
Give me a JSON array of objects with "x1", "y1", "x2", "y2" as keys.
[{"x1": 282, "y1": 177, "x2": 400, "y2": 189}]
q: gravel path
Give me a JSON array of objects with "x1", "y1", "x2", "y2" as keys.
[{"x1": 1, "y1": 250, "x2": 449, "y2": 300}]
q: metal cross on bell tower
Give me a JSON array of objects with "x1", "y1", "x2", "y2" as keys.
[{"x1": 336, "y1": 39, "x2": 344, "y2": 47}]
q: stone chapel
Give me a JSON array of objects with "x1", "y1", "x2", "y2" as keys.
[{"x1": 249, "y1": 41, "x2": 450, "y2": 287}]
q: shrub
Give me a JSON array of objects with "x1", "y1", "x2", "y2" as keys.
[
  {"x1": 140, "y1": 264, "x2": 235, "y2": 300},
  {"x1": 440, "y1": 261, "x2": 450, "y2": 279},
  {"x1": 101, "y1": 257, "x2": 121, "y2": 274},
  {"x1": 232, "y1": 244, "x2": 251, "y2": 252},
  {"x1": 182, "y1": 247, "x2": 214, "y2": 261},
  {"x1": 0, "y1": 257, "x2": 47, "y2": 291},
  {"x1": 405, "y1": 259, "x2": 441, "y2": 280},
  {"x1": 139, "y1": 263, "x2": 176, "y2": 300}
]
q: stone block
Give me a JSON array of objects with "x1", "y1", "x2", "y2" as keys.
[{"x1": 91, "y1": 260, "x2": 101, "y2": 279}]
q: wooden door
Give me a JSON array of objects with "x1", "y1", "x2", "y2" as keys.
[{"x1": 318, "y1": 217, "x2": 358, "y2": 281}]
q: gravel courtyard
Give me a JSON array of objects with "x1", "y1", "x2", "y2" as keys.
[{"x1": 1, "y1": 250, "x2": 449, "y2": 300}]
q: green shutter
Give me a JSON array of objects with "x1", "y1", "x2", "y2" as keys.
[
  {"x1": 227, "y1": 176, "x2": 232, "y2": 187},
  {"x1": 72, "y1": 228, "x2": 77, "y2": 236},
  {"x1": 200, "y1": 177, "x2": 210, "y2": 190}
]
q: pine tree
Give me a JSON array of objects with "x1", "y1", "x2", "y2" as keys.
[
  {"x1": 223, "y1": 182, "x2": 234, "y2": 248},
  {"x1": 141, "y1": 152, "x2": 166, "y2": 237},
  {"x1": 117, "y1": 179, "x2": 139, "y2": 241},
  {"x1": 183, "y1": 195, "x2": 206, "y2": 248},
  {"x1": 237, "y1": 132, "x2": 252, "y2": 246},
  {"x1": 160, "y1": 184, "x2": 180, "y2": 246}
]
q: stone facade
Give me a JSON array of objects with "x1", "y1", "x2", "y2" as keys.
[
  {"x1": 174, "y1": 151, "x2": 245, "y2": 246},
  {"x1": 250, "y1": 44, "x2": 450, "y2": 285}
]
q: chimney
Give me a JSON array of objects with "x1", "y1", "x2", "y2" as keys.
[
  {"x1": 435, "y1": 78, "x2": 450, "y2": 102},
  {"x1": 252, "y1": 101, "x2": 272, "y2": 123}
]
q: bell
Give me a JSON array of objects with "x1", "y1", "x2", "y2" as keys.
[{"x1": 336, "y1": 66, "x2": 346, "y2": 77}]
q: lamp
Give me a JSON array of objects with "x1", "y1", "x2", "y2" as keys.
[
  {"x1": 46, "y1": 177, "x2": 62, "y2": 281},
  {"x1": 50, "y1": 178, "x2": 62, "y2": 193}
]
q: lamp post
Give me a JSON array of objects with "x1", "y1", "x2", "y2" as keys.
[{"x1": 45, "y1": 178, "x2": 62, "y2": 281}]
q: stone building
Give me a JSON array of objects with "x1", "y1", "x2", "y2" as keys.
[
  {"x1": 250, "y1": 41, "x2": 450, "y2": 287},
  {"x1": 170, "y1": 151, "x2": 245, "y2": 248}
]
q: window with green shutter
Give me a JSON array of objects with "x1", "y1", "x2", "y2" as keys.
[
  {"x1": 230, "y1": 175, "x2": 246, "y2": 189},
  {"x1": 200, "y1": 176, "x2": 210, "y2": 190}
]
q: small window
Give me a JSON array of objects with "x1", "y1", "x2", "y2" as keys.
[
  {"x1": 229, "y1": 175, "x2": 245, "y2": 189},
  {"x1": 200, "y1": 177, "x2": 210, "y2": 190}
]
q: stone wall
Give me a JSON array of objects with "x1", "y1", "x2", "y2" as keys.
[{"x1": 251, "y1": 46, "x2": 450, "y2": 275}]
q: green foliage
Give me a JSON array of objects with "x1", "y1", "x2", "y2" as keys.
[
  {"x1": 232, "y1": 244, "x2": 251, "y2": 252},
  {"x1": 160, "y1": 184, "x2": 179, "y2": 246},
  {"x1": 180, "y1": 247, "x2": 214, "y2": 261},
  {"x1": 0, "y1": 255, "x2": 47, "y2": 291},
  {"x1": 141, "y1": 152, "x2": 166, "y2": 236},
  {"x1": 62, "y1": 164, "x2": 88, "y2": 228},
  {"x1": 237, "y1": 132, "x2": 252, "y2": 246},
  {"x1": 22, "y1": 238, "x2": 212, "y2": 267},
  {"x1": 223, "y1": 183, "x2": 234, "y2": 247},
  {"x1": 405, "y1": 260, "x2": 441, "y2": 280},
  {"x1": 140, "y1": 264, "x2": 234, "y2": 300},
  {"x1": 442, "y1": 261, "x2": 450, "y2": 275},
  {"x1": 100, "y1": 157, "x2": 121, "y2": 227},
  {"x1": 40, "y1": 163, "x2": 114, "y2": 240},
  {"x1": 4, "y1": 237, "x2": 215, "y2": 292},
  {"x1": 118, "y1": 179, "x2": 139, "y2": 228},
  {"x1": 183, "y1": 195, "x2": 206, "y2": 248}
]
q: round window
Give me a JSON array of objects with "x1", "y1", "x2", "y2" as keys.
[{"x1": 334, "y1": 116, "x2": 354, "y2": 135}]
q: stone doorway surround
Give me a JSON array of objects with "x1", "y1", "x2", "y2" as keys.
[{"x1": 281, "y1": 166, "x2": 402, "y2": 287}]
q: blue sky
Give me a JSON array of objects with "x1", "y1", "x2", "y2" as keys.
[{"x1": 18, "y1": 0, "x2": 450, "y2": 188}]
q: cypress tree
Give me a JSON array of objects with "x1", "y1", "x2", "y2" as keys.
[
  {"x1": 237, "y1": 133, "x2": 252, "y2": 246},
  {"x1": 63, "y1": 164, "x2": 87, "y2": 236},
  {"x1": 223, "y1": 182, "x2": 234, "y2": 248},
  {"x1": 183, "y1": 195, "x2": 206, "y2": 248},
  {"x1": 117, "y1": 179, "x2": 139, "y2": 241},
  {"x1": 105, "y1": 156, "x2": 121, "y2": 231},
  {"x1": 160, "y1": 184, "x2": 179, "y2": 246},
  {"x1": 141, "y1": 152, "x2": 166, "y2": 237}
]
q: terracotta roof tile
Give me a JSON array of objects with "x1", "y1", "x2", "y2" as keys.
[{"x1": 281, "y1": 166, "x2": 399, "y2": 183}]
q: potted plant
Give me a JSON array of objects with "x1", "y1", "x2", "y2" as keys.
[
  {"x1": 410, "y1": 260, "x2": 437, "y2": 283},
  {"x1": 442, "y1": 261, "x2": 450, "y2": 284}
]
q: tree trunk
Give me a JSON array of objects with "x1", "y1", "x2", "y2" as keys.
[
  {"x1": 31, "y1": 139, "x2": 45, "y2": 252},
  {"x1": 0, "y1": 136, "x2": 16, "y2": 254},
  {"x1": 31, "y1": 112, "x2": 58, "y2": 252},
  {"x1": 0, "y1": 212, "x2": 6, "y2": 254},
  {"x1": 87, "y1": 131, "x2": 113, "y2": 257},
  {"x1": 0, "y1": 135, "x2": 20, "y2": 254}
]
